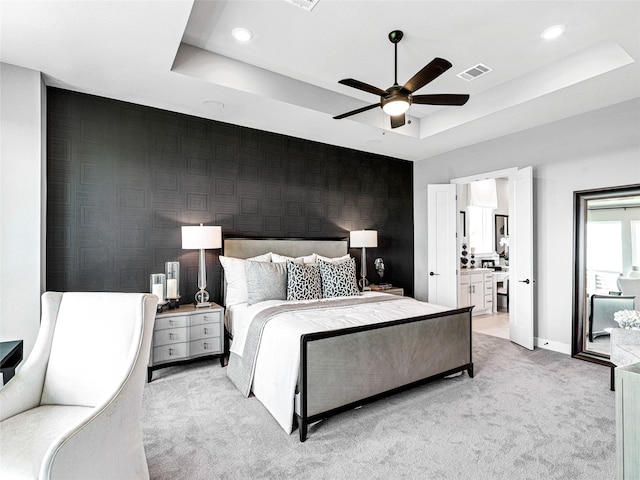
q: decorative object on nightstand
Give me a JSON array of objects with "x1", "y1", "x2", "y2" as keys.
[
  {"x1": 350, "y1": 229, "x2": 377, "y2": 291},
  {"x1": 370, "y1": 284, "x2": 404, "y2": 296},
  {"x1": 148, "y1": 303, "x2": 225, "y2": 381},
  {"x1": 374, "y1": 257, "x2": 385, "y2": 283},
  {"x1": 150, "y1": 273, "x2": 168, "y2": 312},
  {"x1": 165, "y1": 261, "x2": 180, "y2": 308},
  {"x1": 182, "y1": 223, "x2": 222, "y2": 308}
]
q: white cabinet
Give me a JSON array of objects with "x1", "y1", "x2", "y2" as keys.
[
  {"x1": 148, "y1": 304, "x2": 224, "y2": 381},
  {"x1": 458, "y1": 269, "x2": 493, "y2": 315},
  {"x1": 616, "y1": 362, "x2": 640, "y2": 479}
]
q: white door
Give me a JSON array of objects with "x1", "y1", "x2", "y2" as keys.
[
  {"x1": 427, "y1": 184, "x2": 457, "y2": 307},
  {"x1": 508, "y1": 167, "x2": 535, "y2": 350}
]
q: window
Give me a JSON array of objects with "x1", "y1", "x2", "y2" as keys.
[
  {"x1": 468, "y1": 206, "x2": 494, "y2": 254},
  {"x1": 586, "y1": 221, "x2": 622, "y2": 273},
  {"x1": 632, "y1": 220, "x2": 640, "y2": 267}
]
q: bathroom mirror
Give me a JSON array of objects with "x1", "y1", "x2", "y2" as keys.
[
  {"x1": 494, "y1": 215, "x2": 508, "y2": 257},
  {"x1": 572, "y1": 183, "x2": 640, "y2": 364}
]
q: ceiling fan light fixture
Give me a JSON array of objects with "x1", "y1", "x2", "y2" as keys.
[{"x1": 382, "y1": 98, "x2": 410, "y2": 116}]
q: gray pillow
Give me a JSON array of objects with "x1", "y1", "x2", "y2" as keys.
[
  {"x1": 245, "y1": 261, "x2": 287, "y2": 305},
  {"x1": 286, "y1": 260, "x2": 322, "y2": 301},
  {"x1": 318, "y1": 258, "x2": 359, "y2": 298}
]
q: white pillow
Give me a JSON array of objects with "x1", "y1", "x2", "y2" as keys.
[
  {"x1": 272, "y1": 252, "x2": 317, "y2": 264},
  {"x1": 220, "y1": 253, "x2": 272, "y2": 306},
  {"x1": 314, "y1": 253, "x2": 351, "y2": 264}
]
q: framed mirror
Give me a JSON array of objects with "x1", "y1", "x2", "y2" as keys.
[
  {"x1": 572, "y1": 183, "x2": 640, "y2": 364},
  {"x1": 494, "y1": 214, "x2": 508, "y2": 256}
]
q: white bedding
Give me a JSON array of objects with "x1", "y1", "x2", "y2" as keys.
[{"x1": 229, "y1": 292, "x2": 449, "y2": 434}]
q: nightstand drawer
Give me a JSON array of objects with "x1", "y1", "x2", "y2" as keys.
[
  {"x1": 190, "y1": 323, "x2": 220, "y2": 341},
  {"x1": 155, "y1": 315, "x2": 188, "y2": 331},
  {"x1": 190, "y1": 311, "x2": 221, "y2": 326},
  {"x1": 153, "y1": 343, "x2": 187, "y2": 363},
  {"x1": 190, "y1": 338, "x2": 221, "y2": 356},
  {"x1": 153, "y1": 327, "x2": 188, "y2": 346}
]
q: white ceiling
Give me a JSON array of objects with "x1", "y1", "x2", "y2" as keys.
[{"x1": 1, "y1": 0, "x2": 639, "y2": 162}]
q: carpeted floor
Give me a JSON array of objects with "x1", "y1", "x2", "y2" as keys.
[{"x1": 141, "y1": 332, "x2": 616, "y2": 479}]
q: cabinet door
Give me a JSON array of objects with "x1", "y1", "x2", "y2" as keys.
[
  {"x1": 470, "y1": 274, "x2": 484, "y2": 309},
  {"x1": 458, "y1": 275, "x2": 471, "y2": 308}
]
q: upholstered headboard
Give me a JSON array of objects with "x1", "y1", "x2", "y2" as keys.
[{"x1": 223, "y1": 237, "x2": 348, "y2": 260}]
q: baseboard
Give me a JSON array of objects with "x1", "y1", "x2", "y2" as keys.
[{"x1": 535, "y1": 337, "x2": 571, "y2": 355}]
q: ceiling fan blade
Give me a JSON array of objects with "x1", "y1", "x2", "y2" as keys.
[
  {"x1": 339, "y1": 78, "x2": 387, "y2": 97},
  {"x1": 390, "y1": 114, "x2": 405, "y2": 129},
  {"x1": 333, "y1": 103, "x2": 379, "y2": 120},
  {"x1": 412, "y1": 94, "x2": 470, "y2": 106},
  {"x1": 403, "y1": 58, "x2": 453, "y2": 94}
]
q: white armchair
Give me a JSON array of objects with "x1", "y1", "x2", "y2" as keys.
[{"x1": 0, "y1": 292, "x2": 157, "y2": 479}]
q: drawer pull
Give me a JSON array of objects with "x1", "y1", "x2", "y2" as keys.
[
  {"x1": 204, "y1": 327, "x2": 209, "y2": 335},
  {"x1": 169, "y1": 333, "x2": 174, "y2": 340},
  {"x1": 204, "y1": 342, "x2": 209, "y2": 350},
  {"x1": 169, "y1": 348, "x2": 174, "y2": 356},
  {"x1": 169, "y1": 319, "x2": 174, "y2": 326}
]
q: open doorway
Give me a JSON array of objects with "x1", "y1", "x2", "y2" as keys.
[{"x1": 449, "y1": 167, "x2": 534, "y2": 349}]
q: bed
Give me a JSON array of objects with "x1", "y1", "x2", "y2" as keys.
[{"x1": 221, "y1": 237, "x2": 473, "y2": 442}]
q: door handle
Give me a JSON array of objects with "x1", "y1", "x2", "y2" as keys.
[
  {"x1": 429, "y1": 272, "x2": 440, "y2": 276},
  {"x1": 519, "y1": 279, "x2": 531, "y2": 284}
]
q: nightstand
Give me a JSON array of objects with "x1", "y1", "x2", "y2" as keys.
[
  {"x1": 148, "y1": 303, "x2": 224, "y2": 382},
  {"x1": 370, "y1": 285, "x2": 404, "y2": 296}
]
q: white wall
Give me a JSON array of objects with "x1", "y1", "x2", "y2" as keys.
[
  {"x1": 0, "y1": 63, "x2": 45, "y2": 360},
  {"x1": 415, "y1": 98, "x2": 640, "y2": 353}
]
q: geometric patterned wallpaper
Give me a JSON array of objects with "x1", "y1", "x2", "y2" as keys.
[{"x1": 46, "y1": 88, "x2": 414, "y2": 304}]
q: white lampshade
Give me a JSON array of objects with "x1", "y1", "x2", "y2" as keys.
[
  {"x1": 181, "y1": 224, "x2": 222, "y2": 250},
  {"x1": 350, "y1": 230, "x2": 378, "y2": 248}
]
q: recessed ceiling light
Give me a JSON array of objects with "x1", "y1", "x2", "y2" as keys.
[
  {"x1": 203, "y1": 100, "x2": 224, "y2": 110},
  {"x1": 232, "y1": 27, "x2": 253, "y2": 42},
  {"x1": 540, "y1": 25, "x2": 566, "y2": 40}
]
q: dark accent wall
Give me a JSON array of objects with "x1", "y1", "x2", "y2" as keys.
[{"x1": 46, "y1": 88, "x2": 414, "y2": 304}]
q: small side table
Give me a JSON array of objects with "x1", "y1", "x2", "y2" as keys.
[
  {"x1": 148, "y1": 303, "x2": 225, "y2": 382},
  {"x1": 0, "y1": 340, "x2": 23, "y2": 385}
]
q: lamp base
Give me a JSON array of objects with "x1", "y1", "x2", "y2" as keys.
[
  {"x1": 195, "y1": 302, "x2": 212, "y2": 308},
  {"x1": 358, "y1": 277, "x2": 371, "y2": 292}
]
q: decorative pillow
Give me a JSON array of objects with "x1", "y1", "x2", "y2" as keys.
[
  {"x1": 315, "y1": 253, "x2": 351, "y2": 265},
  {"x1": 318, "y1": 258, "x2": 360, "y2": 298},
  {"x1": 219, "y1": 253, "x2": 271, "y2": 306},
  {"x1": 286, "y1": 260, "x2": 322, "y2": 301},
  {"x1": 245, "y1": 261, "x2": 287, "y2": 305},
  {"x1": 272, "y1": 253, "x2": 317, "y2": 264}
]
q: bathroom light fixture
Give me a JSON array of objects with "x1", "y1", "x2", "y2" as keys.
[
  {"x1": 232, "y1": 27, "x2": 253, "y2": 42},
  {"x1": 540, "y1": 25, "x2": 566, "y2": 40}
]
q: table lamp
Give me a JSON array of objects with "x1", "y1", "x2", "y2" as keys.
[
  {"x1": 181, "y1": 224, "x2": 222, "y2": 308},
  {"x1": 350, "y1": 230, "x2": 378, "y2": 291}
]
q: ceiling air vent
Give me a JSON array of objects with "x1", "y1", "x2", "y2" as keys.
[
  {"x1": 456, "y1": 63, "x2": 493, "y2": 81},
  {"x1": 283, "y1": 0, "x2": 319, "y2": 12}
]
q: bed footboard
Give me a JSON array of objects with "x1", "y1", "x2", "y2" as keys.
[{"x1": 296, "y1": 307, "x2": 473, "y2": 442}]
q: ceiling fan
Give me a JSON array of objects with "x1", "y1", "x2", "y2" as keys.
[{"x1": 334, "y1": 30, "x2": 470, "y2": 129}]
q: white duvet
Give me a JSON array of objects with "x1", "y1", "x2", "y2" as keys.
[{"x1": 228, "y1": 292, "x2": 449, "y2": 434}]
